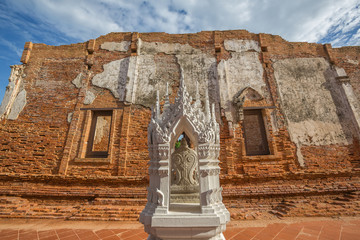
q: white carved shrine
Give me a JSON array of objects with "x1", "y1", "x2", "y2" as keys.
[{"x1": 140, "y1": 72, "x2": 230, "y2": 239}]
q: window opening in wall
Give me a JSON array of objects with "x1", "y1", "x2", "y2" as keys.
[
  {"x1": 243, "y1": 109, "x2": 270, "y2": 156},
  {"x1": 175, "y1": 132, "x2": 192, "y2": 149},
  {"x1": 86, "y1": 110, "x2": 112, "y2": 158}
]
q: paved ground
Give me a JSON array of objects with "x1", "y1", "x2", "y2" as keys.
[{"x1": 0, "y1": 217, "x2": 359, "y2": 240}]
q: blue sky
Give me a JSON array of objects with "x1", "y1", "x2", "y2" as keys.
[{"x1": 0, "y1": 0, "x2": 359, "y2": 103}]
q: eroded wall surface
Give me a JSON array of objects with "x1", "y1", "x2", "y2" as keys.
[
  {"x1": 0, "y1": 30, "x2": 359, "y2": 221},
  {"x1": 273, "y1": 58, "x2": 352, "y2": 165}
]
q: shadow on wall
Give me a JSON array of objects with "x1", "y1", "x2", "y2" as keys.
[{"x1": 323, "y1": 66, "x2": 359, "y2": 142}]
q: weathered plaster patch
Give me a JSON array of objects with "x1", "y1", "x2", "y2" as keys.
[
  {"x1": 274, "y1": 58, "x2": 350, "y2": 166},
  {"x1": 67, "y1": 112, "x2": 74, "y2": 123},
  {"x1": 83, "y1": 90, "x2": 96, "y2": 105},
  {"x1": 224, "y1": 39, "x2": 260, "y2": 52},
  {"x1": 92, "y1": 41, "x2": 218, "y2": 108},
  {"x1": 218, "y1": 51, "x2": 265, "y2": 121},
  {"x1": 131, "y1": 55, "x2": 160, "y2": 106},
  {"x1": 0, "y1": 81, "x2": 15, "y2": 117},
  {"x1": 136, "y1": 40, "x2": 219, "y2": 105},
  {"x1": 138, "y1": 38, "x2": 201, "y2": 55},
  {"x1": 176, "y1": 54, "x2": 218, "y2": 103},
  {"x1": 100, "y1": 41, "x2": 130, "y2": 52},
  {"x1": 335, "y1": 67, "x2": 360, "y2": 138},
  {"x1": 8, "y1": 89, "x2": 27, "y2": 120},
  {"x1": 92, "y1": 40, "x2": 266, "y2": 120},
  {"x1": 342, "y1": 83, "x2": 360, "y2": 137},
  {"x1": 92, "y1": 58, "x2": 130, "y2": 100},
  {"x1": 0, "y1": 65, "x2": 24, "y2": 120},
  {"x1": 92, "y1": 50, "x2": 217, "y2": 109},
  {"x1": 346, "y1": 59, "x2": 359, "y2": 65},
  {"x1": 288, "y1": 120, "x2": 348, "y2": 146},
  {"x1": 71, "y1": 73, "x2": 83, "y2": 89},
  {"x1": 125, "y1": 57, "x2": 139, "y2": 103},
  {"x1": 335, "y1": 67, "x2": 347, "y2": 77},
  {"x1": 91, "y1": 55, "x2": 157, "y2": 105},
  {"x1": 130, "y1": 52, "x2": 217, "y2": 108}
]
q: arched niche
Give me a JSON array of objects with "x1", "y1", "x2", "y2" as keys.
[
  {"x1": 169, "y1": 118, "x2": 201, "y2": 212},
  {"x1": 233, "y1": 86, "x2": 264, "y2": 121},
  {"x1": 169, "y1": 116, "x2": 199, "y2": 155}
]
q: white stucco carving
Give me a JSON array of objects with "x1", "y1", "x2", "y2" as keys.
[
  {"x1": 148, "y1": 72, "x2": 220, "y2": 147},
  {"x1": 140, "y1": 70, "x2": 230, "y2": 240},
  {"x1": 7, "y1": 89, "x2": 27, "y2": 120},
  {"x1": 0, "y1": 65, "x2": 26, "y2": 120},
  {"x1": 171, "y1": 138, "x2": 199, "y2": 187}
]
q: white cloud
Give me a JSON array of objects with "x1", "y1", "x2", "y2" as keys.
[
  {"x1": 7, "y1": 0, "x2": 124, "y2": 41},
  {"x1": 0, "y1": 37, "x2": 22, "y2": 57},
  {"x1": 294, "y1": 0, "x2": 360, "y2": 45},
  {"x1": 1, "y1": 0, "x2": 360, "y2": 106},
  {"x1": 3, "y1": 0, "x2": 360, "y2": 46}
]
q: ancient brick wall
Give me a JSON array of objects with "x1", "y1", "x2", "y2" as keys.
[
  {"x1": 0, "y1": 30, "x2": 359, "y2": 220},
  {"x1": 0, "y1": 43, "x2": 86, "y2": 174}
]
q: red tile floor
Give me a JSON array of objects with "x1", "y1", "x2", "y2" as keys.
[{"x1": 0, "y1": 217, "x2": 359, "y2": 240}]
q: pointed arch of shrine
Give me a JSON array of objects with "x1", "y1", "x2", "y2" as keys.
[{"x1": 169, "y1": 115, "x2": 199, "y2": 153}]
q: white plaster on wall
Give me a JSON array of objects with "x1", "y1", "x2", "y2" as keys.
[
  {"x1": 92, "y1": 38, "x2": 267, "y2": 116},
  {"x1": 8, "y1": 89, "x2": 27, "y2": 120},
  {"x1": 100, "y1": 41, "x2": 131, "y2": 52},
  {"x1": 335, "y1": 67, "x2": 347, "y2": 77},
  {"x1": 92, "y1": 58, "x2": 128, "y2": 99},
  {"x1": 175, "y1": 54, "x2": 217, "y2": 102},
  {"x1": 131, "y1": 45, "x2": 217, "y2": 107},
  {"x1": 67, "y1": 112, "x2": 74, "y2": 123},
  {"x1": 224, "y1": 39, "x2": 261, "y2": 53},
  {"x1": 71, "y1": 73, "x2": 83, "y2": 89},
  {"x1": 83, "y1": 90, "x2": 96, "y2": 105},
  {"x1": 0, "y1": 81, "x2": 15, "y2": 117},
  {"x1": 274, "y1": 58, "x2": 351, "y2": 166},
  {"x1": 217, "y1": 49, "x2": 265, "y2": 121},
  {"x1": 346, "y1": 59, "x2": 359, "y2": 65},
  {"x1": 288, "y1": 120, "x2": 348, "y2": 146},
  {"x1": 138, "y1": 38, "x2": 201, "y2": 55},
  {"x1": 342, "y1": 83, "x2": 360, "y2": 137},
  {"x1": 125, "y1": 56, "x2": 138, "y2": 103},
  {"x1": 131, "y1": 55, "x2": 158, "y2": 105},
  {"x1": 335, "y1": 66, "x2": 360, "y2": 139},
  {"x1": 92, "y1": 40, "x2": 218, "y2": 108},
  {"x1": 0, "y1": 65, "x2": 25, "y2": 120}
]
